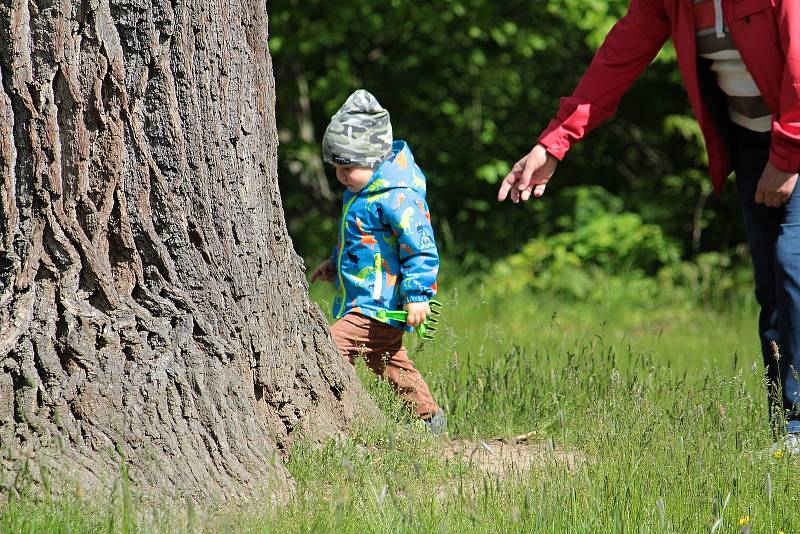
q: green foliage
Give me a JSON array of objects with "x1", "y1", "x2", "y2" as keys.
[
  {"x1": 659, "y1": 249, "x2": 754, "y2": 305},
  {"x1": 481, "y1": 185, "x2": 753, "y2": 304},
  {"x1": 269, "y1": 0, "x2": 745, "y2": 265},
  {"x1": 487, "y1": 187, "x2": 681, "y2": 299},
  {"x1": 9, "y1": 282, "x2": 797, "y2": 532}
]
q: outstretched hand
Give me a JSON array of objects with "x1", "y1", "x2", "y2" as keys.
[{"x1": 497, "y1": 144, "x2": 558, "y2": 203}]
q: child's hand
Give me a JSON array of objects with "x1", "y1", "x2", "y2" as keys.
[
  {"x1": 404, "y1": 301, "x2": 430, "y2": 327},
  {"x1": 310, "y1": 259, "x2": 336, "y2": 283}
]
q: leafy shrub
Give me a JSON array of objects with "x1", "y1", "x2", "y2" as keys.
[
  {"x1": 487, "y1": 187, "x2": 680, "y2": 299},
  {"x1": 657, "y1": 249, "x2": 753, "y2": 305},
  {"x1": 485, "y1": 186, "x2": 754, "y2": 306}
]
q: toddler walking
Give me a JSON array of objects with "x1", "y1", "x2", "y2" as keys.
[{"x1": 311, "y1": 90, "x2": 446, "y2": 435}]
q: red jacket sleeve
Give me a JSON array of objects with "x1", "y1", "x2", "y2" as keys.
[
  {"x1": 538, "y1": 0, "x2": 672, "y2": 160},
  {"x1": 770, "y1": 1, "x2": 800, "y2": 173}
]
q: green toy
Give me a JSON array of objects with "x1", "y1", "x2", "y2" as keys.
[{"x1": 377, "y1": 300, "x2": 442, "y2": 340}]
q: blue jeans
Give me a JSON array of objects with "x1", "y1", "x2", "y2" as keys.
[{"x1": 733, "y1": 124, "x2": 800, "y2": 434}]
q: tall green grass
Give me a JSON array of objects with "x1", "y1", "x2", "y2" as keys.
[{"x1": 4, "y1": 277, "x2": 798, "y2": 533}]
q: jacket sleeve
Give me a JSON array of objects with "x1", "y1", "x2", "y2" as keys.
[
  {"x1": 538, "y1": 0, "x2": 671, "y2": 159},
  {"x1": 770, "y1": 2, "x2": 800, "y2": 173},
  {"x1": 382, "y1": 190, "x2": 439, "y2": 303}
]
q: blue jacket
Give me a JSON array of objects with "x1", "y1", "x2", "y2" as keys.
[{"x1": 331, "y1": 141, "x2": 439, "y2": 328}]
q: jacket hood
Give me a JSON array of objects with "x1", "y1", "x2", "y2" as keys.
[
  {"x1": 361, "y1": 141, "x2": 427, "y2": 197},
  {"x1": 332, "y1": 138, "x2": 439, "y2": 326}
]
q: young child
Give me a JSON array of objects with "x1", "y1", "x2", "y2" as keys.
[{"x1": 311, "y1": 89, "x2": 446, "y2": 435}]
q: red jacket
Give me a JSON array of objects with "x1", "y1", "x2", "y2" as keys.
[{"x1": 538, "y1": 0, "x2": 800, "y2": 193}]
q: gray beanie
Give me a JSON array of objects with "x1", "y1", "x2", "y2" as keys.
[{"x1": 322, "y1": 89, "x2": 393, "y2": 169}]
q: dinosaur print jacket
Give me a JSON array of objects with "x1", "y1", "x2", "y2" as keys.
[{"x1": 330, "y1": 141, "x2": 439, "y2": 329}]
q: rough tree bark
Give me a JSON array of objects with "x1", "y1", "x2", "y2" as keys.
[{"x1": 0, "y1": 0, "x2": 367, "y2": 502}]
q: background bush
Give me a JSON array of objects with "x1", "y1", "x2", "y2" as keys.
[{"x1": 269, "y1": 0, "x2": 749, "y2": 287}]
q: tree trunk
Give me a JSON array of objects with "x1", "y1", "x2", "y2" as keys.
[{"x1": 0, "y1": 0, "x2": 366, "y2": 503}]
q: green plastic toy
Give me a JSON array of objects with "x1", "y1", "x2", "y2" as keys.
[{"x1": 377, "y1": 300, "x2": 442, "y2": 340}]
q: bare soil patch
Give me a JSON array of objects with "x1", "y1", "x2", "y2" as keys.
[{"x1": 441, "y1": 433, "x2": 584, "y2": 477}]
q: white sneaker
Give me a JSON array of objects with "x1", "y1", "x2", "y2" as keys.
[
  {"x1": 769, "y1": 432, "x2": 800, "y2": 458},
  {"x1": 784, "y1": 433, "x2": 800, "y2": 454}
]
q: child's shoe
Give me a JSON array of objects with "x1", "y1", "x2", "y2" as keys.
[{"x1": 423, "y1": 409, "x2": 447, "y2": 437}]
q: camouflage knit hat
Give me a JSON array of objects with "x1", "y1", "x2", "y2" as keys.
[{"x1": 322, "y1": 89, "x2": 393, "y2": 169}]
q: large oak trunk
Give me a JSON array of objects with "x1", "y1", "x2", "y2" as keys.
[{"x1": 0, "y1": 0, "x2": 365, "y2": 502}]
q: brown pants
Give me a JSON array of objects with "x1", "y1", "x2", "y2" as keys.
[{"x1": 330, "y1": 313, "x2": 439, "y2": 419}]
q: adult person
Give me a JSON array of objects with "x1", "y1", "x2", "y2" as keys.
[{"x1": 498, "y1": 0, "x2": 800, "y2": 448}]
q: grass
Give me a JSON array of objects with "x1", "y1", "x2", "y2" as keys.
[{"x1": 3, "y1": 275, "x2": 799, "y2": 533}]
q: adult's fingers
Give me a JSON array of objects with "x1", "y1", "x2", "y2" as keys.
[
  {"x1": 514, "y1": 151, "x2": 543, "y2": 203},
  {"x1": 499, "y1": 146, "x2": 554, "y2": 203},
  {"x1": 498, "y1": 160, "x2": 524, "y2": 201},
  {"x1": 521, "y1": 170, "x2": 551, "y2": 201},
  {"x1": 755, "y1": 184, "x2": 766, "y2": 205},
  {"x1": 497, "y1": 177, "x2": 516, "y2": 202},
  {"x1": 761, "y1": 186, "x2": 776, "y2": 207},
  {"x1": 517, "y1": 150, "x2": 542, "y2": 192}
]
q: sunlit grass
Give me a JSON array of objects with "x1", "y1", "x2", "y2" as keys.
[{"x1": 4, "y1": 274, "x2": 799, "y2": 533}]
